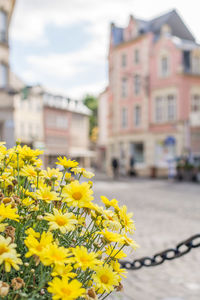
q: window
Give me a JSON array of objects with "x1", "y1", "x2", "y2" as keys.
[
  {"x1": 0, "y1": 10, "x2": 7, "y2": 43},
  {"x1": 121, "y1": 54, "x2": 127, "y2": 67},
  {"x1": 155, "y1": 96, "x2": 163, "y2": 122},
  {"x1": 134, "y1": 75, "x2": 140, "y2": 95},
  {"x1": 161, "y1": 56, "x2": 169, "y2": 77},
  {"x1": 130, "y1": 142, "x2": 144, "y2": 163},
  {"x1": 134, "y1": 105, "x2": 141, "y2": 127},
  {"x1": 167, "y1": 95, "x2": 176, "y2": 121},
  {"x1": 192, "y1": 56, "x2": 200, "y2": 74},
  {"x1": 191, "y1": 95, "x2": 200, "y2": 111},
  {"x1": 0, "y1": 63, "x2": 8, "y2": 88},
  {"x1": 122, "y1": 107, "x2": 128, "y2": 128},
  {"x1": 134, "y1": 49, "x2": 139, "y2": 64},
  {"x1": 121, "y1": 78, "x2": 127, "y2": 98}
]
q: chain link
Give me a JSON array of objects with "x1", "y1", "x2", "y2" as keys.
[{"x1": 120, "y1": 234, "x2": 200, "y2": 270}]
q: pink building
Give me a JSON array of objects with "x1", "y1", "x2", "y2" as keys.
[{"x1": 100, "y1": 9, "x2": 200, "y2": 176}]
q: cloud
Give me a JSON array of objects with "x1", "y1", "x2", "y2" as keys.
[{"x1": 10, "y1": 0, "x2": 200, "y2": 98}]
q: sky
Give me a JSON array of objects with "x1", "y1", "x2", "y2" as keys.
[{"x1": 10, "y1": 0, "x2": 200, "y2": 99}]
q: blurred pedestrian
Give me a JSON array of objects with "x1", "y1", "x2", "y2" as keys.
[
  {"x1": 111, "y1": 157, "x2": 119, "y2": 179},
  {"x1": 129, "y1": 155, "x2": 135, "y2": 176}
]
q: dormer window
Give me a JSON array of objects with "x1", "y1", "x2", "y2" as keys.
[
  {"x1": 0, "y1": 10, "x2": 7, "y2": 43},
  {"x1": 160, "y1": 56, "x2": 169, "y2": 77}
]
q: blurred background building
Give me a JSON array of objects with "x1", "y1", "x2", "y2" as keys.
[
  {"x1": 98, "y1": 9, "x2": 200, "y2": 176},
  {"x1": 0, "y1": 0, "x2": 92, "y2": 167}
]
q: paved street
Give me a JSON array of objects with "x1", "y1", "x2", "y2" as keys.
[{"x1": 93, "y1": 176, "x2": 200, "y2": 300}]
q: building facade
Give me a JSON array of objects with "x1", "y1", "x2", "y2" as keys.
[
  {"x1": 0, "y1": 0, "x2": 16, "y2": 148},
  {"x1": 43, "y1": 92, "x2": 92, "y2": 167},
  {"x1": 100, "y1": 10, "x2": 200, "y2": 176}
]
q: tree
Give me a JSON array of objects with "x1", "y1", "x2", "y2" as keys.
[{"x1": 83, "y1": 95, "x2": 98, "y2": 138}]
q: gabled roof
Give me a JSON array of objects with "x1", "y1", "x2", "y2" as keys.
[{"x1": 111, "y1": 9, "x2": 195, "y2": 46}]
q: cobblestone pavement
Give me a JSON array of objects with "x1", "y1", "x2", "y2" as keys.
[{"x1": 93, "y1": 176, "x2": 200, "y2": 300}]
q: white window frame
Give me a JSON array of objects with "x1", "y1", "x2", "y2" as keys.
[
  {"x1": 122, "y1": 107, "x2": 128, "y2": 128},
  {"x1": 121, "y1": 53, "x2": 127, "y2": 67},
  {"x1": 0, "y1": 63, "x2": 8, "y2": 88},
  {"x1": 0, "y1": 10, "x2": 7, "y2": 42},
  {"x1": 121, "y1": 77, "x2": 128, "y2": 98},
  {"x1": 134, "y1": 74, "x2": 140, "y2": 95},
  {"x1": 155, "y1": 96, "x2": 163, "y2": 123},
  {"x1": 134, "y1": 105, "x2": 141, "y2": 127},
  {"x1": 167, "y1": 95, "x2": 176, "y2": 121},
  {"x1": 160, "y1": 56, "x2": 169, "y2": 77},
  {"x1": 191, "y1": 94, "x2": 200, "y2": 112},
  {"x1": 134, "y1": 49, "x2": 139, "y2": 64}
]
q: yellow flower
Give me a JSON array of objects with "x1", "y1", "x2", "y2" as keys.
[
  {"x1": 64, "y1": 172, "x2": 71, "y2": 180},
  {"x1": 71, "y1": 246, "x2": 102, "y2": 271},
  {"x1": 41, "y1": 244, "x2": 71, "y2": 266},
  {"x1": 0, "y1": 203, "x2": 19, "y2": 222},
  {"x1": 71, "y1": 167, "x2": 95, "y2": 179},
  {"x1": 110, "y1": 260, "x2": 127, "y2": 278},
  {"x1": 105, "y1": 245, "x2": 127, "y2": 260},
  {"x1": 51, "y1": 264, "x2": 77, "y2": 278},
  {"x1": 99, "y1": 230, "x2": 121, "y2": 243},
  {"x1": 62, "y1": 180, "x2": 93, "y2": 208},
  {"x1": 42, "y1": 167, "x2": 62, "y2": 181},
  {"x1": 25, "y1": 231, "x2": 53, "y2": 259},
  {"x1": 0, "y1": 223, "x2": 8, "y2": 232},
  {"x1": 20, "y1": 165, "x2": 37, "y2": 179},
  {"x1": 44, "y1": 208, "x2": 78, "y2": 234},
  {"x1": 56, "y1": 156, "x2": 79, "y2": 169},
  {"x1": 118, "y1": 205, "x2": 135, "y2": 233},
  {"x1": 101, "y1": 196, "x2": 119, "y2": 210},
  {"x1": 119, "y1": 234, "x2": 139, "y2": 250},
  {"x1": 25, "y1": 228, "x2": 40, "y2": 238},
  {"x1": 22, "y1": 197, "x2": 35, "y2": 207},
  {"x1": 103, "y1": 210, "x2": 121, "y2": 231},
  {"x1": 48, "y1": 277, "x2": 85, "y2": 300},
  {"x1": 0, "y1": 235, "x2": 22, "y2": 272},
  {"x1": 92, "y1": 264, "x2": 119, "y2": 293},
  {"x1": 36, "y1": 187, "x2": 60, "y2": 203},
  {"x1": 19, "y1": 145, "x2": 43, "y2": 162}
]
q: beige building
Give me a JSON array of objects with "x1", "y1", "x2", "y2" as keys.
[{"x1": 0, "y1": 0, "x2": 16, "y2": 147}]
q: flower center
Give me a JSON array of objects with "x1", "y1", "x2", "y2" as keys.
[
  {"x1": 0, "y1": 245, "x2": 9, "y2": 255},
  {"x1": 72, "y1": 192, "x2": 82, "y2": 201},
  {"x1": 55, "y1": 216, "x2": 67, "y2": 226},
  {"x1": 100, "y1": 274, "x2": 109, "y2": 284},
  {"x1": 61, "y1": 287, "x2": 72, "y2": 296}
]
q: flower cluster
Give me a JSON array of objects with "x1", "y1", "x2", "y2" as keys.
[{"x1": 0, "y1": 142, "x2": 138, "y2": 299}]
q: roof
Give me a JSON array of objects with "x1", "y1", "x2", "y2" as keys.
[{"x1": 111, "y1": 9, "x2": 195, "y2": 46}]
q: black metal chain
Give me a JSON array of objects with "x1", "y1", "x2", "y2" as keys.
[{"x1": 120, "y1": 234, "x2": 200, "y2": 270}]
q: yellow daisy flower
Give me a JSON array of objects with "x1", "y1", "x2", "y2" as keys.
[
  {"x1": 110, "y1": 260, "x2": 127, "y2": 278},
  {"x1": 25, "y1": 231, "x2": 53, "y2": 259},
  {"x1": 105, "y1": 245, "x2": 127, "y2": 260},
  {"x1": 36, "y1": 187, "x2": 60, "y2": 203},
  {"x1": 118, "y1": 205, "x2": 135, "y2": 233},
  {"x1": 56, "y1": 156, "x2": 79, "y2": 169},
  {"x1": 19, "y1": 145, "x2": 43, "y2": 162},
  {"x1": 41, "y1": 244, "x2": 71, "y2": 266},
  {"x1": 44, "y1": 208, "x2": 78, "y2": 234},
  {"x1": 119, "y1": 234, "x2": 139, "y2": 250},
  {"x1": 71, "y1": 246, "x2": 102, "y2": 271},
  {"x1": 62, "y1": 180, "x2": 93, "y2": 208},
  {"x1": 92, "y1": 264, "x2": 119, "y2": 293},
  {"x1": 48, "y1": 277, "x2": 85, "y2": 300},
  {"x1": 42, "y1": 167, "x2": 62, "y2": 181},
  {"x1": 0, "y1": 235, "x2": 22, "y2": 272},
  {"x1": 71, "y1": 167, "x2": 95, "y2": 179},
  {"x1": 99, "y1": 230, "x2": 121, "y2": 243},
  {"x1": 0, "y1": 203, "x2": 19, "y2": 222},
  {"x1": 51, "y1": 264, "x2": 77, "y2": 278},
  {"x1": 101, "y1": 196, "x2": 119, "y2": 210},
  {"x1": 20, "y1": 165, "x2": 38, "y2": 179}
]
